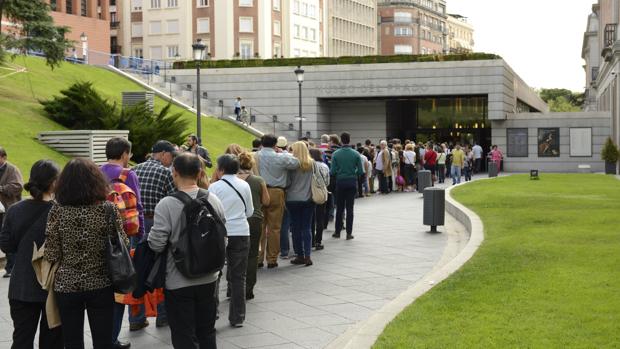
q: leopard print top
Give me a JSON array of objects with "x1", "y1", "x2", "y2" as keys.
[{"x1": 44, "y1": 201, "x2": 128, "y2": 293}]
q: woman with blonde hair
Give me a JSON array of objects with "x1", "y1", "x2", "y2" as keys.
[{"x1": 286, "y1": 141, "x2": 315, "y2": 266}]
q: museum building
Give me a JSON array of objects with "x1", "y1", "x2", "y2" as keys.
[{"x1": 170, "y1": 58, "x2": 610, "y2": 172}]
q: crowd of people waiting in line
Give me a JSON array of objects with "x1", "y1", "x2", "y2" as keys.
[{"x1": 0, "y1": 134, "x2": 503, "y2": 349}]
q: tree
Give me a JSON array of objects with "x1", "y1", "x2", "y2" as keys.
[
  {"x1": 0, "y1": 0, "x2": 72, "y2": 68},
  {"x1": 538, "y1": 88, "x2": 585, "y2": 112}
]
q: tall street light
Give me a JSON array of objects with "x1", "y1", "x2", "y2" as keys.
[
  {"x1": 294, "y1": 65, "x2": 304, "y2": 140},
  {"x1": 80, "y1": 32, "x2": 88, "y2": 64},
  {"x1": 192, "y1": 38, "x2": 206, "y2": 143}
]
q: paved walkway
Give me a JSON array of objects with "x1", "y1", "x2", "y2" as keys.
[{"x1": 0, "y1": 187, "x2": 454, "y2": 349}]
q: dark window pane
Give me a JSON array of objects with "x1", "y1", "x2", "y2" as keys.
[
  {"x1": 507, "y1": 128, "x2": 528, "y2": 157},
  {"x1": 66, "y1": 0, "x2": 73, "y2": 14},
  {"x1": 81, "y1": 0, "x2": 87, "y2": 16}
]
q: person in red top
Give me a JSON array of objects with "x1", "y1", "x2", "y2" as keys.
[{"x1": 423, "y1": 144, "x2": 438, "y2": 185}]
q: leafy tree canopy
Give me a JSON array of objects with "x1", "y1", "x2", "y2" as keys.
[
  {"x1": 538, "y1": 88, "x2": 585, "y2": 112},
  {"x1": 0, "y1": 0, "x2": 72, "y2": 68}
]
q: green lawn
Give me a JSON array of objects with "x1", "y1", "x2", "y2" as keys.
[
  {"x1": 0, "y1": 55, "x2": 254, "y2": 180},
  {"x1": 374, "y1": 174, "x2": 620, "y2": 348}
]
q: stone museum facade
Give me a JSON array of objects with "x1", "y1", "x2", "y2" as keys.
[{"x1": 170, "y1": 58, "x2": 610, "y2": 172}]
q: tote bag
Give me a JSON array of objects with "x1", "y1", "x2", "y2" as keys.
[{"x1": 105, "y1": 204, "x2": 137, "y2": 294}]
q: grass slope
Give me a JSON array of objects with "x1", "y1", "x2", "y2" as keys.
[
  {"x1": 374, "y1": 174, "x2": 620, "y2": 348},
  {"x1": 0, "y1": 56, "x2": 254, "y2": 180}
]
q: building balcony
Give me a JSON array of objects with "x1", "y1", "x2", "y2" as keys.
[{"x1": 110, "y1": 21, "x2": 120, "y2": 29}]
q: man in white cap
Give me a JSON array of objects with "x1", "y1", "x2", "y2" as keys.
[{"x1": 276, "y1": 136, "x2": 288, "y2": 153}]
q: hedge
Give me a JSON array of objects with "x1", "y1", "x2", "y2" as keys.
[{"x1": 171, "y1": 52, "x2": 502, "y2": 70}]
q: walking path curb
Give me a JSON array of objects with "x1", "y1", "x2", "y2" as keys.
[{"x1": 325, "y1": 182, "x2": 485, "y2": 349}]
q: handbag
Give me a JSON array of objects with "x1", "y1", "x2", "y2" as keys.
[
  {"x1": 311, "y1": 161, "x2": 328, "y2": 204},
  {"x1": 105, "y1": 203, "x2": 137, "y2": 294}
]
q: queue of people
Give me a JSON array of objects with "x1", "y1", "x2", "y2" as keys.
[{"x1": 0, "y1": 133, "x2": 499, "y2": 349}]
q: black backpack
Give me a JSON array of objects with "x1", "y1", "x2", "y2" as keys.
[{"x1": 171, "y1": 190, "x2": 227, "y2": 279}]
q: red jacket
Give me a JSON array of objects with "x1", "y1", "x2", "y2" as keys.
[{"x1": 424, "y1": 150, "x2": 437, "y2": 166}]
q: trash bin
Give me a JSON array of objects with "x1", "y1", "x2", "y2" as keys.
[
  {"x1": 423, "y1": 187, "x2": 445, "y2": 233},
  {"x1": 418, "y1": 170, "x2": 432, "y2": 192},
  {"x1": 488, "y1": 161, "x2": 498, "y2": 178}
]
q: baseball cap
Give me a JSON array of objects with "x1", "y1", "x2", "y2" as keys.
[
  {"x1": 277, "y1": 136, "x2": 288, "y2": 148},
  {"x1": 151, "y1": 140, "x2": 178, "y2": 155}
]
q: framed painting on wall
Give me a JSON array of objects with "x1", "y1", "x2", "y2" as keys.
[
  {"x1": 569, "y1": 128, "x2": 592, "y2": 157},
  {"x1": 538, "y1": 128, "x2": 560, "y2": 157}
]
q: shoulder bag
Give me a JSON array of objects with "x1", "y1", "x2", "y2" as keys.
[
  {"x1": 311, "y1": 161, "x2": 328, "y2": 204},
  {"x1": 105, "y1": 203, "x2": 137, "y2": 294}
]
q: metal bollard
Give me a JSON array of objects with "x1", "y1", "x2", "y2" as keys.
[
  {"x1": 423, "y1": 187, "x2": 445, "y2": 233},
  {"x1": 418, "y1": 170, "x2": 432, "y2": 192}
]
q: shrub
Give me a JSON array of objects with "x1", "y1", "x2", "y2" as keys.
[
  {"x1": 601, "y1": 137, "x2": 619, "y2": 163},
  {"x1": 172, "y1": 52, "x2": 502, "y2": 70},
  {"x1": 40, "y1": 82, "x2": 189, "y2": 162}
]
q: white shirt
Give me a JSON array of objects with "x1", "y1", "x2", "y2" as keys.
[
  {"x1": 403, "y1": 150, "x2": 416, "y2": 165},
  {"x1": 375, "y1": 150, "x2": 385, "y2": 171},
  {"x1": 208, "y1": 175, "x2": 253, "y2": 237},
  {"x1": 472, "y1": 145, "x2": 483, "y2": 159}
]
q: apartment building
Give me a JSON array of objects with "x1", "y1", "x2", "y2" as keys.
[
  {"x1": 323, "y1": 0, "x2": 377, "y2": 56},
  {"x1": 582, "y1": 0, "x2": 620, "y2": 166},
  {"x1": 120, "y1": 0, "x2": 323, "y2": 61},
  {"x1": 447, "y1": 14, "x2": 474, "y2": 54},
  {"x1": 377, "y1": 0, "x2": 447, "y2": 55},
  {"x1": 42, "y1": 0, "x2": 111, "y2": 60}
]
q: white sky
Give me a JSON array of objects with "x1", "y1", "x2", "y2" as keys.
[{"x1": 448, "y1": 0, "x2": 594, "y2": 91}]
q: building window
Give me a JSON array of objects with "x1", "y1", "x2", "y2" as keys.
[
  {"x1": 239, "y1": 17, "x2": 253, "y2": 33},
  {"x1": 293, "y1": 0, "x2": 299, "y2": 14},
  {"x1": 198, "y1": 0, "x2": 209, "y2": 6},
  {"x1": 239, "y1": 0, "x2": 253, "y2": 7},
  {"x1": 310, "y1": 28, "x2": 316, "y2": 41},
  {"x1": 167, "y1": 20, "x2": 179, "y2": 34},
  {"x1": 394, "y1": 44, "x2": 413, "y2": 54},
  {"x1": 394, "y1": 27, "x2": 413, "y2": 37},
  {"x1": 197, "y1": 18, "x2": 210, "y2": 33},
  {"x1": 167, "y1": 0, "x2": 178, "y2": 7},
  {"x1": 308, "y1": 4, "x2": 316, "y2": 18},
  {"x1": 149, "y1": 21, "x2": 162, "y2": 34},
  {"x1": 50, "y1": 0, "x2": 57, "y2": 11},
  {"x1": 131, "y1": 0, "x2": 143, "y2": 11},
  {"x1": 240, "y1": 40, "x2": 253, "y2": 59},
  {"x1": 294, "y1": 24, "x2": 300, "y2": 38},
  {"x1": 273, "y1": 0, "x2": 280, "y2": 11},
  {"x1": 274, "y1": 20, "x2": 281, "y2": 36},
  {"x1": 81, "y1": 0, "x2": 87, "y2": 16},
  {"x1": 301, "y1": 3, "x2": 308, "y2": 16},
  {"x1": 66, "y1": 0, "x2": 73, "y2": 14},
  {"x1": 150, "y1": 46, "x2": 162, "y2": 60},
  {"x1": 151, "y1": 0, "x2": 161, "y2": 9},
  {"x1": 293, "y1": 48, "x2": 300, "y2": 57},
  {"x1": 131, "y1": 22, "x2": 143, "y2": 37},
  {"x1": 274, "y1": 43, "x2": 281, "y2": 57},
  {"x1": 167, "y1": 45, "x2": 179, "y2": 58},
  {"x1": 302, "y1": 26, "x2": 308, "y2": 40},
  {"x1": 134, "y1": 47, "x2": 143, "y2": 58},
  {"x1": 394, "y1": 12, "x2": 412, "y2": 24}
]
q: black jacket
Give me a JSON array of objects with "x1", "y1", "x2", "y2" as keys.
[
  {"x1": 0, "y1": 200, "x2": 52, "y2": 302},
  {"x1": 131, "y1": 239, "x2": 166, "y2": 298}
]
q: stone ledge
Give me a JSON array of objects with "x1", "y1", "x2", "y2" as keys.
[{"x1": 325, "y1": 182, "x2": 486, "y2": 349}]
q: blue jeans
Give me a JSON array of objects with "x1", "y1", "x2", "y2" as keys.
[
  {"x1": 451, "y1": 166, "x2": 462, "y2": 185},
  {"x1": 280, "y1": 208, "x2": 291, "y2": 257},
  {"x1": 286, "y1": 201, "x2": 315, "y2": 258},
  {"x1": 129, "y1": 217, "x2": 167, "y2": 325}
]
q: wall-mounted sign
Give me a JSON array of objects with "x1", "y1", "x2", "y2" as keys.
[
  {"x1": 569, "y1": 128, "x2": 592, "y2": 157},
  {"x1": 538, "y1": 128, "x2": 560, "y2": 157},
  {"x1": 507, "y1": 128, "x2": 528, "y2": 157}
]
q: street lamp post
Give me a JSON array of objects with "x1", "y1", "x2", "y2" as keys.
[
  {"x1": 192, "y1": 39, "x2": 206, "y2": 143},
  {"x1": 294, "y1": 66, "x2": 304, "y2": 140},
  {"x1": 80, "y1": 32, "x2": 88, "y2": 64}
]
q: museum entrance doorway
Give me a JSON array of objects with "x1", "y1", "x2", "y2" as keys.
[{"x1": 386, "y1": 96, "x2": 490, "y2": 153}]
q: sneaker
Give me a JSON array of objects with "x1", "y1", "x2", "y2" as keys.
[
  {"x1": 2, "y1": 272, "x2": 10, "y2": 278},
  {"x1": 290, "y1": 257, "x2": 305, "y2": 265},
  {"x1": 346, "y1": 234, "x2": 355, "y2": 240},
  {"x1": 267, "y1": 263, "x2": 278, "y2": 269},
  {"x1": 257, "y1": 262, "x2": 264, "y2": 268},
  {"x1": 155, "y1": 318, "x2": 168, "y2": 328},
  {"x1": 332, "y1": 233, "x2": 341, "y2": 239},
  {"x1": 113, "y1": 341, "x2": 131, "y2": 349},
  {"x1": 230, "y1": 322, "x2": 244, "y2": 328},
  {"x1": 315, "y1": 244, "x2": 324, "y2": 251},
  {"x1": 280, "y1": 254, "x2": 290, "y2": 260},
  {"x1": 246, "y1": 292, "x2": 255, "y2": 300},
  {"x1": 129, "y1": 320, "x2": 149, "y2": 332}
]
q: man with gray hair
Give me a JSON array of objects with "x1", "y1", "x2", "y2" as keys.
[{"x1": 0, "y1": 146, "x2": 23, "y2": 278}]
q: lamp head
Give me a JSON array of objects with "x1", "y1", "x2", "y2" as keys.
[
  {"x1": 192, "y1": 38, "x2": 207, "y2": 61},
  {"x1": 294, "y1": 65, "x2": 304, "y2": 83}
]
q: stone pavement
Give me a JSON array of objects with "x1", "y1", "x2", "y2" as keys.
[{"x1": 0, "y1": 188, "x2": 452, "y2": 349}]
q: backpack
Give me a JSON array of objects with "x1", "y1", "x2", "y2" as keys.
[
  {"x1": 311, "y1": 161, "x2": 329, "y2": 204},
  {"x1": 171, "y1": 190, "x2": 227, "y2": 279},
  {"x1": 106, "y1": 169, "x2": 140, "y2": 237}
]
